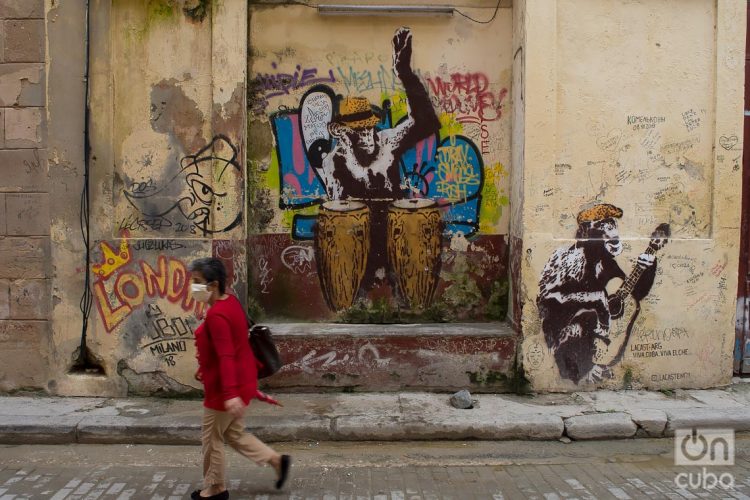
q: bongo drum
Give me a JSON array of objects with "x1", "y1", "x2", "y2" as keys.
[
  {"x1": 314, "y1": 200, "x2": 370, "y2": 311},
  {"x1": 387, "y1": 199, "x2": 443, "y2": 310}
]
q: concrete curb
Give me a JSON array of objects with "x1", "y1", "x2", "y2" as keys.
[
  {"x1": 0, "y1": 415, "x2": 82, "y2": 444},
  {"x1": 77, "y1": 416, "x2": 202, "y2": 445},
  {"x1": 564, "y1": 413, "x2": 637, "y2": 440},
  {"x1": 2, "y1": 386, "x2": 750, "y2": 444},
  {"x1": 664, "y1": 408, "x2": 750, "y2": 436}
]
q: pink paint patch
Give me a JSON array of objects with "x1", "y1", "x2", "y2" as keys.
[
  {"x1": 415, "y1": 139, "x2": 425, "y2": 164},
  {"x1": 290, "y1": 115, "x2": 306, "y2": 176},
  {"x1": 308, "y1": 156, "x2": 315, "y2": 185},
  {"x1": 427, "y1": 135, "x2": 435, "y2": 160},
  {"x1": 425, "y1": 172, "x2": 434, "y2": 184},
  {"x1": 284, "y1": 173, "x2": 303, "y2": 195}
]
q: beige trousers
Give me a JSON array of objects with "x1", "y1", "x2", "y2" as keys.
[{"x1": 202, "y1": 407, "x2": 277, "y2": 489}]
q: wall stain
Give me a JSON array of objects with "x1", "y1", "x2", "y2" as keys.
[
  {"x1": 183, "y1": 0, "x2": 211, "y2": 23},
  {"x1": 150, "y1": 79, "x2": 205, "y2": 153}
]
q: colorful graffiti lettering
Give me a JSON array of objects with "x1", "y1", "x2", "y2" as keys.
[
  {"x1": 252, "y1": 63, "x2": 336, "y2": 113},
  {"x1": 93, "y1": 237, "x2": 204, "y2": 332},
  {"x1": 435, "y1": 142, "x2": 482, "y2": 202},
  {"x1": 427, "y1": 72, "x2": 508, "y2": 124},
  {"x1": 335, "y1": 64, "x2": 402, "y2": 95}
]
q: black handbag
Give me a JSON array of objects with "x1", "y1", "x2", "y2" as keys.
[{"x1": 244, "y1": 311, "x2": 283, "y2": 379}]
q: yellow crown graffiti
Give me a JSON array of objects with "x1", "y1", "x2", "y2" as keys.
[{"x1": 92, "y1": 233, "x2": 131, "y2": 279}]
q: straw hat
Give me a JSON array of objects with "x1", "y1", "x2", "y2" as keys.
[
  {"x1": 335, "y1": 97, "x2": 380, "y2": 130},
  {"x1": 576, "y1": 203, "x2": 623, "y2": 225}
]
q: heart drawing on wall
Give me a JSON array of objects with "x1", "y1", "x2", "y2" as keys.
[{"x1": 719, "y1": 134, "x2": 739, "y2": 151}]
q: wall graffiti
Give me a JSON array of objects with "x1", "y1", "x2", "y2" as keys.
[
  {"x1": 268, "y1": 28, "x2": 486, "y2": 312},
  {"x1": 252, "y1": 63, "x2": 337, "y2": 114},
  {"x1": 141, "y1": 304, "x2": 197, "y2": 367},
  {"x1": 426, "y1": 72, "x2": 508, "y2": 124},
  {"x1": 537, "y1": 204, "x2": 669, "y2": 384},
  {"x1": 92, "y1": 235, "x2": 205, "y2": 332},
  {"x1": 121, "y1": 135, "x2": 243, "y2": 236}
]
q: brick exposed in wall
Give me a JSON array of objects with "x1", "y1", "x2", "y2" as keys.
[
  {"x1": 10, "y1": 279, "x2": 48, "y2": 319},
  {"x1": 0, "y1": 0, "x2": 44, "y2": 19},
  {"x1": 0, "y1": 320, "x2": 47, "y2": 390},
  {"x1": 0, "y1": 149, "x2": 48, "y2": 192},
  {"x1": 0, "y1": 280, "x2": 9, "y2": 319},
  {"x1": 0, "y1": 0, "x2": 48, "y2": 393},
  {"x1": 0, "y1": 63, "x2": 45, "y2": 106},
  {"x1": 0, "y1": 237, "x2": 48, "y2": 279},
  {"x1": 0, "y1": 193, "x2": 5, "y2": 233},
  {"x1": 4, "y1": 107, "x2": 43, "y2": 148},
  {"x1": 0, "y1": 19, "x2": 5, "y2": 64},
  {"x1": 2, "y1": 19, "x2": 44, "y2": 63},
  {"x1": 5, "y1": 193, "x2": 48, "y2": 235}
]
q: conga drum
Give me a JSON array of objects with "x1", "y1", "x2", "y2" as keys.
[
  {"x1": 387, "y1": 199, "x2": 443, "y2": 310},
  {"x1": 314, "y1": 200, "x2": 370, "y2": 311}
]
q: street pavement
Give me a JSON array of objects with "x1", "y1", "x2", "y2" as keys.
[
  {"x1": 1, "y1": 380, "x2": 750, "y2": 444},
  {"x1": 0, "y1": 439, "x2": 749, "y2": 499}
]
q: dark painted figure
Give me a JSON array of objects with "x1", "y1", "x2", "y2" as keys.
[
  {"x1": 537, "y1": 204, "x2": 659, "y2": 384},
  {"x1": 308, "y1": 27, "x2": 441, "y2": 295}
]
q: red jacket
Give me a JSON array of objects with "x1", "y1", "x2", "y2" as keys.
[{"x1": 195, "y1": 295, "x2": 258, "y2": 411}]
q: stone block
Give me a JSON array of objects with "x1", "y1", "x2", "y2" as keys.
[
  {"x1": 0, "y1": 63, "x2": 45, "y2": 106},
  {"x1": 564, "y1": 412, "x2": 637, "y2": 440},
  {"x1": 0, "y1": 0, "x2": 45, "y2": 19},
  {"x1": 5, "y1": 193, "x2": 49, "y2": 235},
  {"x1": 4, "y1": 107, "x2": 43, "y2": 147},
  {"x1": 629, "y1": 409, "x2": 667, "y2": 437},
  {"x1": 0, "y1": 416, "x2": 80, "y2": 444},
  {"x1": 0, "y1": 237, "x2": 48, "y2": 278},
  {"x1": 0, "y1": 320, "x2": 48, "y2": 390},
  {"x1": 333, "y1": 413, "x2": 563, "y2": 441},
  {"x1": 0, "y1": 192, "x2": 5, "y2": 233},
  {"x1": 0, "y1": 149, "x2": 48, "y2": 191},
  {"x1": 0, "y1": 279, "x2": 9, "y2": 318},
  {"x1": 665, "y1": 408, "x2": 750, "y2": 436},
  {"x1": 10, "y1": 279, "x2": 48, "y2": 319},
  {"x1": 0, "y1": 108, "x2": 4, "y2": 147},
  {"x1": 2, "y1": 20, "x2": 44, "y2": 62},
  {"x1": 77, "y1": 416, "x2": 202, "y2": 445}
]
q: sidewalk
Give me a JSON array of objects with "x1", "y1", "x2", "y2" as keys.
[{"x1": 1, "y1": 380, "x2": 749, "y2": 445}]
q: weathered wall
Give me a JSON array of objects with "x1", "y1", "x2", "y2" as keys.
[
  {"x1": 517, "y1": 0, "x2": 746, "y2": 391},
  {"x1": 46, "y1": 0, "x2": 248, "y2": 396},
  {"x1": 247, "y1": 2, "x2": 513, "y2": 322},
  {"x1": 0, "y1": 0, "x2": 50, "y2": 391},
  {"x1": 8, "y1": 0, "x2": 745, "y2": 395}
]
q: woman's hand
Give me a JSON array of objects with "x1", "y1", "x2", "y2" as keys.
[
  {"x1": 224, "y1": 397, "x2": 246, "y2": 419},
  {"x1": 194, "y1": 369, "x2": 202, "y2": 382}
]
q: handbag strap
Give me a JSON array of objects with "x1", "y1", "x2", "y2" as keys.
[{"x1": 242, "y1": 304, "x2": 255, "y2": 329}]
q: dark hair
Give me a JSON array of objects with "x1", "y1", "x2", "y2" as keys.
[{"x1": 188, "y1": 257, "x2": 227, "y2": 294}]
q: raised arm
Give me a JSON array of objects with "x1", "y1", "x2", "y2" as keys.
[{"x1": 390, "y1": 27, "x2": 440, "y2": 155}]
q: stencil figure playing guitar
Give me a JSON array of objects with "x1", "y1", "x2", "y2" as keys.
[{"x1": 537, "y1": 203, "x2": 670, "y2": 384}]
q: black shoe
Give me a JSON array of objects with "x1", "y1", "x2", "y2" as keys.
[
  {"x1": 190, "y1": 489, "x2": 228, "y2": 500},
  {"x1": 275, "y1": 454, "x2": 291, "y2": 490}
]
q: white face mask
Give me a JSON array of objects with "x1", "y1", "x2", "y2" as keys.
[{"x1": 190, "y1": 283, "x2": 212, "y2": 303}]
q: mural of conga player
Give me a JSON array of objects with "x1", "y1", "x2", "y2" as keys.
[
  {"x1": 536, "y1": 204, "x2": 669, "y2": 384},
  {"x1": 313, "y1": 27, "x2": 440, "y2": 307},
  {"x1": 270, "y1": 26, "x2": 486, "y2": 312}
]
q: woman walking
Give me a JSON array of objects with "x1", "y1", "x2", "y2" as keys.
[{"x1": 188, "y1": 257, "x2": 291, "y2": 499}]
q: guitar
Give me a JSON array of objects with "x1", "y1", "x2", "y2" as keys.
[{"x1": 594, "y1": 223, "x2": 671, "y2": 367}]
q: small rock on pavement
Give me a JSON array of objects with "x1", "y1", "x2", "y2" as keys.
[
  {"x1": 450, "y1": 390, "x2": 473, "y2": 409},
  {"x1": 559, "y1": 437, "x2": 572, "y2": 444}
]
